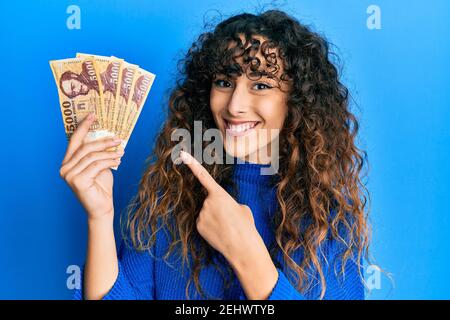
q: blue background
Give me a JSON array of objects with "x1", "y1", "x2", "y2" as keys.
[{"x1": 0, "y1": 0, "x2": 449, "y2": 299}]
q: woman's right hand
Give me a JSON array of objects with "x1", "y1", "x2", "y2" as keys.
[{"x1": 59, "y1": 113, "x2": 124, "y2": 222}]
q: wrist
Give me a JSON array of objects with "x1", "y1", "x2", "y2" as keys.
[
  {"x1": 226, "y1": 235, "x2": 279, "y2": 300},
  {"x1": 225, "y1": 232, "x2": 266, "y2": 271},
  {"x1": 87, "y1": 211, "x2": 114, "y2": 229}
]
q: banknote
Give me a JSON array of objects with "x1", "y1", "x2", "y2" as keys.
[
  {"x1": 114, "y1": 62, "x2": 139, "y2": 137},
  {"x1": 120, "y1": 68, "x2": 156, "y2": 150},
  {"x1": 49, "y1": 57, "x2": 105, "y2": 142},
  {"x1": 76, "y1": 53, "x2": 124, "y2": 136},
  {"x1": 50, "y1": 53, "x2": 156, "y2": 170}
]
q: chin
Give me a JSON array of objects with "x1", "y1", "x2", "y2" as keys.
[
  {"x1": 223, "y1": 140, "x2": 269, "y2": 163},
  {"x1": 218, "y1": 123, "x2": 277, "y2": 163}
]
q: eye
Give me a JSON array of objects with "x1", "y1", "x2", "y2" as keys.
[
  {"x1": 213, "y1": 79, "x2": 232, "y2": 88},
  {"x1": 252, "y1": 82, "x2": 273, "y2": 90}
]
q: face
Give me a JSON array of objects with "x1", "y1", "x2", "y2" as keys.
[
  {"x1": 61, "y1": 78, "x2": 89, "y2": 97},
  {"x1": 210, "y1": 34, "x2": 290, "y2": 164}
]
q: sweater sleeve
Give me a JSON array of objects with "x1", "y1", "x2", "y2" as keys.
[
  {"x1": 238, "y1": 238, "x2": 365, "y2": 300},
  {"x1": 238, "y1": 267, "x2": 306, "y2": 300},
  {"x1": 72, "y1": 238, "x2": 155, "y2": 300},
  {"x1": 322, "y1": 237, "x2": 365, "y2": 300}
]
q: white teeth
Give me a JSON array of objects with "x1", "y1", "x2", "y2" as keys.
[{"x1": 226, "y1": 121, "x2": 258, "y2": 133}]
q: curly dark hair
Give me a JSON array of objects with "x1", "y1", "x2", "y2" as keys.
[{"x1": 121, "y1": 9, "x2": 372, "y2": 299}]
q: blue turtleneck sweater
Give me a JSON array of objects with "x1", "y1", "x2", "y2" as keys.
[{"x1": 73, "y1": 159, "x2": 365, "y2": 300}]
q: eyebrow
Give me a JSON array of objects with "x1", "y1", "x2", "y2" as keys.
[{"x1": 248, "y1": 71, "x2": 274, "y2": 78}]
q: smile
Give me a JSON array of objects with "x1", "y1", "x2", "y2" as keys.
[{"x1": 224, "y1": 119, "x2": 261, "y2": 137}]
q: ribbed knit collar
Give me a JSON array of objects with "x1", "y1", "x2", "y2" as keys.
[{"x1": 231, "y1": 156, "x2": 278, "y2": 186}]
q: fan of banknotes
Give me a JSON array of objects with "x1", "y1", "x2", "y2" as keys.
[{"x1": 49, "y1": 53, "x2": 156, "y2": 169}]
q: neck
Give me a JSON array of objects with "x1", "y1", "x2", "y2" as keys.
[
  {"x1": 228, "y1": 149, "x2": 275, "y2": 165},
  {"x1": 231, "y1": 156, "x2": 279, "y2": 186}
]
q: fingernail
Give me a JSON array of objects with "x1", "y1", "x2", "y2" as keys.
[
  {"x1": 116, "y1": 150, "x2": 124, "y2": 155},
  {"x1": 113, "y1": 137, "x2": 122, "y2": 143},
  {"x1": 180, "y1": 151, "x2": 188, "y2": 161},
  {"x1": 87, "y1": 113, "x2": 94, "y2": 120}
]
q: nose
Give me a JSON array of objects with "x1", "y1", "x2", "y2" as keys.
[{"x1": 226, "y1": 81, "x2": 251, "y2": 116}]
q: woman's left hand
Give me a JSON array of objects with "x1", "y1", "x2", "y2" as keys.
[{"x1": 179, "y1": 151, "x2": 262, "y2": 261}]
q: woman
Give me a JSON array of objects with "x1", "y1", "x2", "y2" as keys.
[{"x1": 61, "y1": 9, "x2": 370, "y2": 300}]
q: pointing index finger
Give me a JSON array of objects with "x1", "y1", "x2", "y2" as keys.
[{"x1": 180, "y1": 151, "x2": 221, "y2": 194}]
